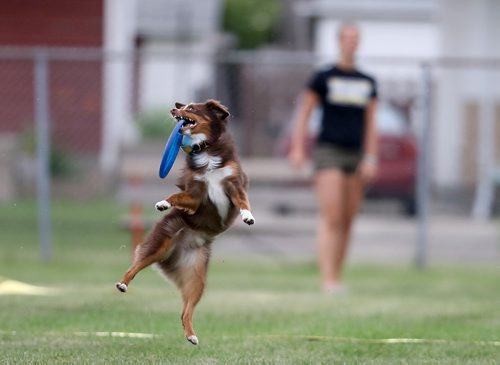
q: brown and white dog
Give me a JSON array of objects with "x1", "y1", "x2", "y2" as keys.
[{"x1": 115, "y1": 100, "x2": 255, "y2": 345}]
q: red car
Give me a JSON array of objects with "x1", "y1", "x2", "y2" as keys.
[
  {"x1": 367, "y1": 104, "x2": 417, "y2": 216},
  {"x1": 276, "y1": 103, "x2": 417, "y2": 215}
]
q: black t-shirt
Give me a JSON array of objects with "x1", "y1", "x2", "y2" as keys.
[{"x1": 307, "y1": 65, "x2": 377, "y2": 151}]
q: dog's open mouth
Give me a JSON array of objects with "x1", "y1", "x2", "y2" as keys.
[{"x1": 175, "y1": 116, "x2": 197, "y2": 128}]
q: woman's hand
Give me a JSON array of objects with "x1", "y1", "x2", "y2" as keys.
[
  {"x1": 358, "y1": 156, "x2": 378, "y2": 185},
  {"x1": 288, "y1": 145, "x2": 307, "y2": 170},
  {"x1": 360, "y1": 99, "x2": 378, "y2": 185},
  {"x1": 288, "y1": 90, "x2": 319, "y2": 171}
]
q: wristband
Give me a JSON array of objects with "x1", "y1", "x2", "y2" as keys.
[{"x1": 363, "y1": 154, "x2": 378, "y2": 165}]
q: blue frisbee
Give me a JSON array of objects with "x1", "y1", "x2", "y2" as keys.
[{"x1": 159, "y1": 120, "x2": 184, "y2": 179}]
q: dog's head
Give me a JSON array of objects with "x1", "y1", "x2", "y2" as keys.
[{"x1": 170, "y1": 100, "x2": 230, "y2": 150}]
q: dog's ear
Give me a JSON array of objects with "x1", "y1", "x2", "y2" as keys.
[
  {"x1": 205, "y1": 99, "x2": 230, "y2": 120},
  {"x1": 175, "y1": 102, "x2": 186, "y2": 109}
]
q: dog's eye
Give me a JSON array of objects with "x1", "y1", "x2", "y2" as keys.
[{"x1": 187, "y1": 107, "x2": 194, "y2": 112}]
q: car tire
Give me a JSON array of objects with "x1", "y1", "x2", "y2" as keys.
[{"x1": 402, "y1": 197, "x2": 416, "y2": 217}]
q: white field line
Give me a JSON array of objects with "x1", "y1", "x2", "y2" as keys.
[
  {"x1": 0, "y1": 330, "x2": 157, "y2": 339},
  {"x1": 74, "y1": 331, "x2": 158, "y2": 339},
  {"x1": 1, "y1": 330, "x2": 498, "y2": 346},
  {"x1": 252, "y1": 335, "x2": 500, "y2": 347}
]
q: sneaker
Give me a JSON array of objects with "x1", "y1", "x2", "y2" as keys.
[{"x1": 322, "y1": 283, "x2": 349, "y2": 296}]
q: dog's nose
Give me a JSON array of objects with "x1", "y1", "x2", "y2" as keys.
[{"x1": 170, "y1": 109, "x2": 176, "y2": 114}]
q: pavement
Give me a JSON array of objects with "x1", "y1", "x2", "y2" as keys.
[
  {"x1": 215, "y1": 187, "x2": 500, "y2": 265},
  {"x1": 117, "y1": 153, "x2": 500, "y2": 265}
]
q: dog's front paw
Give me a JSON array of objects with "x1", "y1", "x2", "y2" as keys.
[
  {"x1": 240, "y1": 209, "x2": 255, "y2": 225},
  {"x1": 155, "y1": 200, "x2": 171, "y2": 212}
]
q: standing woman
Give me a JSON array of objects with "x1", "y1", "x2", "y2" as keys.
[{"x1": 289, "y1": 23, "x2": 378, "y2": 293}]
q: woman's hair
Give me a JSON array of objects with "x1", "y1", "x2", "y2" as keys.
[{"x1": 337, "y1": 21, "x2": 359, "y2": 39}]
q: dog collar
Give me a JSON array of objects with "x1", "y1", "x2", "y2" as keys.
[{"x1": 189, "y1": 141, "x2": 209, "y2": 155}]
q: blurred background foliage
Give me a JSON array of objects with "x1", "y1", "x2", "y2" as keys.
[
  {"x1": 137, "y1": 110, "x2": 176, "y2": 141},
  {"x1": 223, "y1": 0, "x2": 281, "y2": 49},
  {"x1": 20, "y1": 126, "x2": 76, "y2": 178}
]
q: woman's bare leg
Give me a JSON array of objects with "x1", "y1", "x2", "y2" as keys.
[
  {"x1": 315, "y1": 169, "x2": 365, "y2": 290},
  {"x1": 315, "y1": 169, "x2": 348, "y2": 289},
  {"x1": 332, "y1": 173, "x2": 364, "y2": 279}
]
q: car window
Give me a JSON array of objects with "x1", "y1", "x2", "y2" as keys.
[{"x1": 377, "y1": 105, "x2": 407, "y2": 135}]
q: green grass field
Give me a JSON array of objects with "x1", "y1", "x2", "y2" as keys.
[{"x1": 1, "y1": 200, "x2": 499, "y2": 364}]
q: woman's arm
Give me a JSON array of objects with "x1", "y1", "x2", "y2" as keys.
[
  {"x1": 288, "y1": 90, "x2": 320, "y2": 169},
  {"x1": 359, "y1": 99, "x2": 379, "y2": 184}
]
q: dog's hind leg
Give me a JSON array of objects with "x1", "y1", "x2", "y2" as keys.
[
  {"x1": 115, "y1": 237, "x2": 173, "y2": 292},
  {"x1": 116, "y1": 212, "x2": 184, "y2": 293},
  {"x1": 176, "y1": 246, "x2": 210, "y2": 345}
]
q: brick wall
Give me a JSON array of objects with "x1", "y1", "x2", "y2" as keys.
[
  {"x1": 0, "y1": 0, "x2": 103, "y2": 153},
  {"x1": 0, "y1": 0, "x2": 102, "y2": 46}
]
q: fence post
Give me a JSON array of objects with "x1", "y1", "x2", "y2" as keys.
[
  {"x1": 34, "y1": 49, "x2": 53, "y2": 262},
  {"x1": 472, "y1": 69, "x2": 495, "y2": 221},
  {"x1": 416, "y1": 62, "x2": 432, "y2": 269}
]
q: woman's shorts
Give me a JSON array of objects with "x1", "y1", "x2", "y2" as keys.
[{"x1": 312, "y1": 143, "x2": 362, "y2": 174}]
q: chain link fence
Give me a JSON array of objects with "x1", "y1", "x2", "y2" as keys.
[
  {"x1": 0, "y1": 46, "x2": 498, "y2": 263},
  {"x1": 2, "y1": 48, "x2": 498, "y2": 197},
  {"x1": 0, "y1": 47, "x2": 317, "y2": 197}
]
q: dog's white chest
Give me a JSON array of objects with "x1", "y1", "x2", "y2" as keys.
[
  {"x1": 192, "y1": 152, "x2": 221, "y2": 170},
  {"x1": 195, "y1": 165, "x2": 233, "y2": 220}
]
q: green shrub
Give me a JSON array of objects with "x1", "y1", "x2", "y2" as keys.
[
  {"x1": 19, "y1": 126, "x2": 76, "y2": 178},
  {"x1": 223, "y1": 0, "x2": 281, "y2": 49},
  {"x1": 137, "y1": 110, "x2": 177, "y2": 141}
]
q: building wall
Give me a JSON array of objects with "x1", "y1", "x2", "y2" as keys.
[
  {"x1": 0, "y1": 0, "x2": 103, "y2": 153},
  {"x1": 313, "y1": 19, "x2": 437, "y2": 93},
  {"x1": 0, "y1": 0, "x2": 102, "y2": 46},
  {"x1": 138, "y1": 41, "x2": 217, "y2": 112},
  {"x1": 101, "y1": 0, "x2": 138, "y2": 171},
  {"x1": 135, "y1": 0, "x2": 223, "y2": 112},
  {"x1": 315, "y1": 20, "x2": 437, "y2": 62},
  {"x1": 435, "y1": 0, "x2": 500, "y2": 188}
]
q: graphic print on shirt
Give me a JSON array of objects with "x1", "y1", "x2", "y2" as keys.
[{"x1": 326, "y1": 77, "x2": 372, "y2": 107}]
